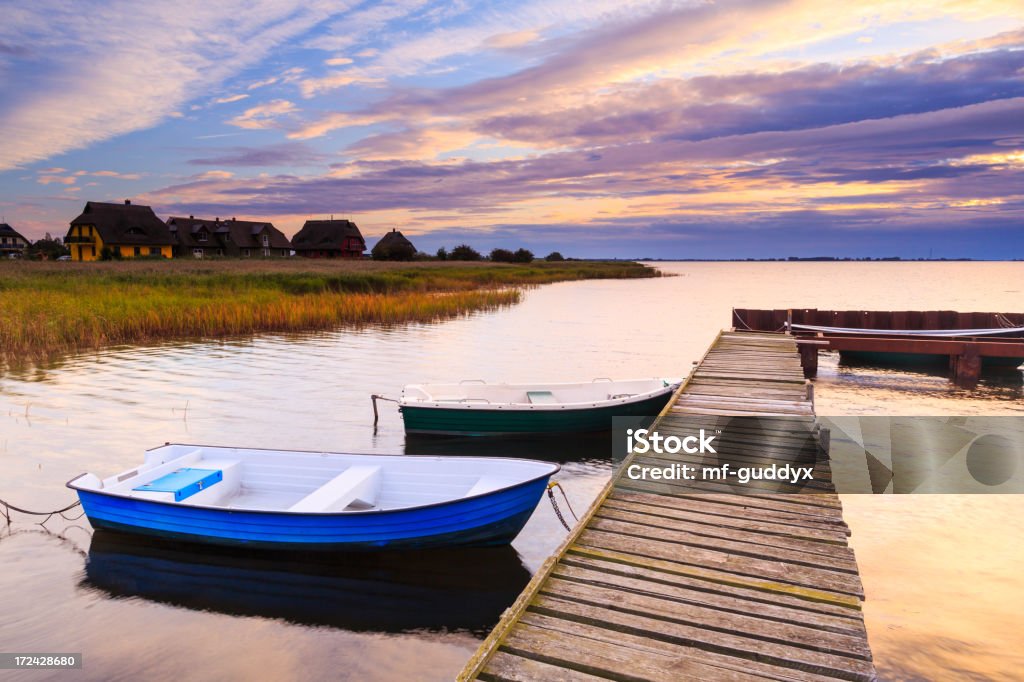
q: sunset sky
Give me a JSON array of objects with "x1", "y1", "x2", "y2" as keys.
[{"x1": 1, "y1": 0, "x2": 1023, "y2": 258}]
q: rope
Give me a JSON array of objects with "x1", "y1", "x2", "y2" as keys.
[
  {"x1": 0, "y1": 497, "x2": 83, "y2": 526},
  {"x1": 546, "y1": 481, "x2": 579, "y2": 532}
]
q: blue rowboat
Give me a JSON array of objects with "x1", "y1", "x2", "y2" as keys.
[
  {"x1": 68, "y1": 444, "x2": 559, "y2": 551},
  {"x1": 398, "y1": 378, "x2": 681, "y2": 436}
]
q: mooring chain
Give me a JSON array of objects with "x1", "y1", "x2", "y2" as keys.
[
  {"x1": 546, "y1": 481, "x2": 579, "y2": 532},
  {"x1": 0, "y1": 498, "x2": 83, "y2": 526}
]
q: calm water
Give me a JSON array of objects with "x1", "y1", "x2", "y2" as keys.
[{"x1": 1, "y1": 262, "x2": 1022, "y2": 680}]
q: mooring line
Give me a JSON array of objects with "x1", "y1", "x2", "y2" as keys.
[
  {"x1": 0, "y1": 497, "x2": 83, "y2": 526},
  {"x1": 546, "y1": 481, "x2": 579, "y2": 531}
]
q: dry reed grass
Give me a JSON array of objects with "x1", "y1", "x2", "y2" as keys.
[{"x1": 0, "y1": 259, "x2": 655, "y2": 362}]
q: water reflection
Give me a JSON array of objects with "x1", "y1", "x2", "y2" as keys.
[
  {"x1": 82, "y1": 531, "x2": 531, "y2": 636},
  {"x1": 404, "y1": 431, "x2": 612, "y2": 464}
]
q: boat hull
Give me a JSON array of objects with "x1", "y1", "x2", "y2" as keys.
[
  {"x1": 840, "y1": 350, "x2": 1024, "y2": 370},
  {"x1": 75, "y1": 476, "x2": 550, "y2": 551},
  {"x1": 401, "y1": 389, "x2": 674, "y2": 436}
]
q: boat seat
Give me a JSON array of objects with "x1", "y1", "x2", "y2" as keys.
[
  {"x1": 288, "y1": 465, "x2": 382, "y2": 513},
  {"x1": 132, "y1": 467, "x2": 223, "y2": 502},
  {"x1": 527, "y1": 391, "x2": 558, "y2": 404}
]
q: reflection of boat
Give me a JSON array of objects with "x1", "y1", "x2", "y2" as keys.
[
  {"x1": 398, "y1": 378, "x2": 680, "y2": 436},
  {"x1": 68, "y1": 443, "x2": 559, "y2": 551},
  {"x1": 405, "y1": 431, "x2": 612, "y2": 463},
  {"x1": 82, "y1": 531, "x2": 531, "y2": 634}
]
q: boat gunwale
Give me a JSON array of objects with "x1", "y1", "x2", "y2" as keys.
[
  {"x1": 67, "y1": 444, "x2": 560, "y2": 517},
  {"x1": 400, "y1": 381, "x2": 679, "y2": 411}
]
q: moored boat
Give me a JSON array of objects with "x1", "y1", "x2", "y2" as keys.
[
  {"x1": 68, "y1": 444, "x2": 559, "y2": 551},
  {"x1": 398, "y1": 378, "x2": 681, "y2": 436}
]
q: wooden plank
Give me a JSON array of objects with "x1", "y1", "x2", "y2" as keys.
[
  {"x1": 517, "y1": 612, "x2": 846, "y2": 682},
  {"x1": 575, "y1": 530, "x2": 866, "y2": 597},
  {"x1": 501, "y1": 622, "x2": 760, "y2": 682},
  {"x1": 560, "y1": 553, "x2": 864, "y2": 619},
  {"x1": 529, "y1": 596, "x2": 875, "y2": 681},
  {"x1": 594, "y1": 506, "x2": 856, "y2": 562},
  {"x1": 539, "y1": 578, "x2": 872, "y2": 659},
  {"x1": 605, "y1": 494, "x2": 849, "y2": 543},
  {"x1": 480, "y1": 651, "x2": 609, "y2": 682},
  {"x1": 550, "y1": 564, "x2": 867, "y2": 637}
]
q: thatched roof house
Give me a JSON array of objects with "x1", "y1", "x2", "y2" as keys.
[
  {"x1": 0, "y1": 223, "x2": 29, "y2": 257},
  {"x1": 292, "y1": 218, "x2": 365, "y2": 258},
  {"x1": 167, "y1": 216, "x2": 291, "y2": 258},
  {"x1": 66, "y1": 200, "x2": 174, "y2": 261},
  {"x1": 371, "y1": 229, "x2": 417, "y2": 261}
]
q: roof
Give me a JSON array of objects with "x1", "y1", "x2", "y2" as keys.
[
  {"x1": 292, "y1": 219, "x2": 365, "y2": 251},
  {"x1": 372, "y1": 229, "x2": 416, "y2": 258},
  {"x1": 69, "y1": 201, "x2": 174, "y2": 246},
  {"x1": 167, "y1": 216, "x2": 291, "y2": 249},
  {"x1": 0, "y1": 223, "x2": 28, "y2": 242},
  {"x1": 374, "y1": 229, "x2": 415, "y2": 250}
]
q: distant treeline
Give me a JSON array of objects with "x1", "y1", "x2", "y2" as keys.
[{"x1": 434, "y1": 244, "x2": 565, "y2": 263}]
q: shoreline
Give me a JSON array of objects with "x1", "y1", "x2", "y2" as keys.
[{"x1": 0, "y1": 260, "x2": 657, "y2": 364}]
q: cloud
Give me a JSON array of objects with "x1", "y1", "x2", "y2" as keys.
[
  {"x1": 298, "y1": 69, "x2": 383, "y2": 98},
  {"x1": 483, "y1": 29, "x2": 542, "y2": 51},
  {"x1": 0, "y1": 1, "x2": 341, "y2": 170},
  {"x1": 144, "y1": 97, "x2": 1024, "y2": 231},
  {"x1": 212, "y1": 94, "x2": 250, "y2": 105},
  {"x1": 187, "y1": 142, "x2": 324, "y2": 166},
  {"x1": 35, "y1": 168, "x2": 142, "y2": 184},
  {"x1": 325, "y1": 57, "x2": 353, "y2": 66},
  {"x1": 195, "y1": 170, "x2": 235, "y2": 180},
  {"x1": 37, "y1": 174, "x2": 76, "y2": 185},
  {"x1": 228, "y1": 99, "x2": 298, "y2": 129}
]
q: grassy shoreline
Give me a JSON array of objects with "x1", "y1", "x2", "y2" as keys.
[{"x1": 0, "y1": 260, "x2": 657, "y2": 363}]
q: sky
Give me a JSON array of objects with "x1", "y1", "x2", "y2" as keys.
[{"x1": 1, "y1": 0, "x2": 1023, "y2": 259}]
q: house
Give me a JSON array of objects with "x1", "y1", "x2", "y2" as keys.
[
  {"x1": 167, "y1": 216, "x2": 291, "y2": 258},
  {"x1": 65, "y1": 200, "x2": 174, "y2": 261},
  {"x1": 371, "y1": 228, "x2": 417, "y2": 260},
  {"x1": 292, "y1": 218, "x2": 365, "y2": 258},
  {"x1": 0, "y1": 223, "x2": 29, "y2": 258}
]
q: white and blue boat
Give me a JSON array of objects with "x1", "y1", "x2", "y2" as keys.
[{"x1": 68, "y1": 444, "x2": 559, "y2": 551}]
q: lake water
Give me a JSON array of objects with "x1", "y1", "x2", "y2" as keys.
[{"x1": 1, "y1": 262, "x2": 1022, "y2": 680}]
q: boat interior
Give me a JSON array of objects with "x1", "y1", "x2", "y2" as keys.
[
  {"x1": 402, "y1": 378, "x2": 676, "y2": 406},
  {"x1": 71, "y1": 445, "x2": 558, "y2": 513}
]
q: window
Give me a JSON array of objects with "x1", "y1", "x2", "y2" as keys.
[
  {"x1": 193, "y1": 248, "x2": 204, "y2": 259},
  {"x1": 243, "y1": 249, "x2": 251, "y2": 257},
  {"x1": 87, "y1": 226, "x2": 93, "y2": 237},
  {"x1": 263, "y1": 248, "x2": 270, "y2": 257},
  {"x1": 134, "y1": 246, "x2": 142, "y2": 256},
  {"x1": 197, "y1": 231, "x2": 208, "y2": 242},
  {"x1": 149, "y1": 247, "x2": 160, "y2": 255},
  {"x1": 262, "y1": 234, "x2": 269, "y2": 246}
]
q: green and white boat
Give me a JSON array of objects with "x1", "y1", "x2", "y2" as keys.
[{"x1": 398, "y1": 378, "x2": 681, "y2": 436}]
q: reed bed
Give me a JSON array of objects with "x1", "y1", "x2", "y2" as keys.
[{"x1": 0, "y1": 260, "x2": 656, "y2": 363}]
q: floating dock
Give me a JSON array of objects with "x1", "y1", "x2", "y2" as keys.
[
  {"x1": 733, "y1": 308, "x2": 1024, "y2": 383},
  {"x1": 459, "y1": 331, "x2": 875, "y2": 681}
]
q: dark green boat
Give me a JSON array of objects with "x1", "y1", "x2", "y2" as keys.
[{"x1": 399, "y1": 378, "x2": 681, "y2": 436}]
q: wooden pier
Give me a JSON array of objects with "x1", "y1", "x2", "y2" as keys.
[
  {"x1": 733, "y1": 308, "x2": 1024, "y2": 383},
  {"x1": 459, "y1": 331, "x2": 875, "y2": 682}
]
